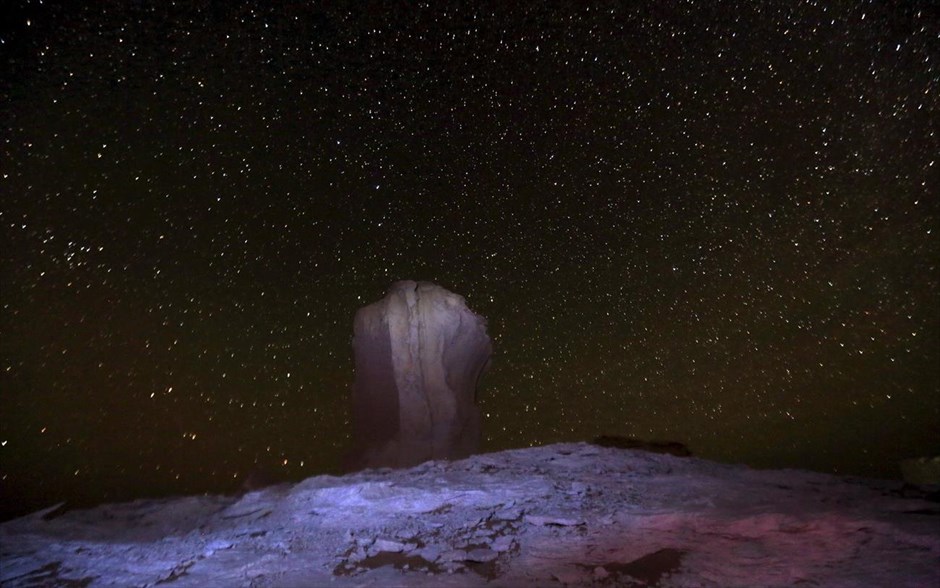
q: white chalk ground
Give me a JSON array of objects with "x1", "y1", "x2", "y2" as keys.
[{"x1": 1, "y1": 443, "x2": 938, "y2": 587}]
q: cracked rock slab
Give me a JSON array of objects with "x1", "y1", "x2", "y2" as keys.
[{"x1": 2, "y1": 443, "x2": 939, "y2": 587}]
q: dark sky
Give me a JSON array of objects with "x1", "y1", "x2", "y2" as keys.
[{"x1": 1, "y1": 0, "x2": 937, "y2": 521}]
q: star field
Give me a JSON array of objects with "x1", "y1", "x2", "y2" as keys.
[{"x1": 1, "y1": 1, "x2": 938, "y2": 520}]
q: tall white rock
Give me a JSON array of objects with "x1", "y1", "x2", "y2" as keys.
[{"x1": 348, "y1": 281, "x2": 492, "y2": 470}]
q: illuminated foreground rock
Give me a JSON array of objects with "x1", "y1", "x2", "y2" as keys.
[{"x1": 2, "y1": 443, "x2": 938, "y2": 587}]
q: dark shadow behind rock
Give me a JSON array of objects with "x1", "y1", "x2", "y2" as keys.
[
  {"x1": 899, "y1": 456, "x2": 940, "y2": 486},
  {"x1": 235, "y1": 467, "x2": 286, "y2": 495},
  {"x1": 592, "y1": 435, "x2": 693, "y2": 457},
  {"x1": 346, "y1": 281, "x2": 492, "y2": 471}
]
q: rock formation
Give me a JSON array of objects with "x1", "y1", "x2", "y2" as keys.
[{"x1": 348, "y1": 281, "x2": 492, "y2": 470}]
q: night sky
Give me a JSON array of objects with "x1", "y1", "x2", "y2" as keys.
[{"x1": 1, "y1": 1, "x2": 938, "y2": 521}]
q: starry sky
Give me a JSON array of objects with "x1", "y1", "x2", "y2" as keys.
[{"x1": 1, "y1": 0, "x2": 938, "y2": 521}]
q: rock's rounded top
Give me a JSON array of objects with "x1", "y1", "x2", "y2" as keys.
[{"x1": 387, "y1": 280, "x2": 469, "y2": 305}]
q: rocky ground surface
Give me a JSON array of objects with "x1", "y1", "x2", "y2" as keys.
[{"x1": 2, "y1": 442, "x2": 938, "y2": 587}]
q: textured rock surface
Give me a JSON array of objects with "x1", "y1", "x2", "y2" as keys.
[
  {"x1": 349, "y1": 280, "x2": 492, "y2": 470},
  {"x1": 2, "y1": 443, "x2": 938, "y2": 587}
]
